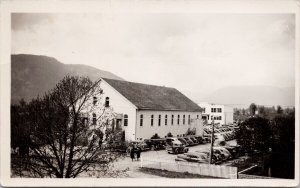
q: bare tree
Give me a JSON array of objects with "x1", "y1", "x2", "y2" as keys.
[{"x1": 11, "y1": 76, "x2": 126, "y2": 178}]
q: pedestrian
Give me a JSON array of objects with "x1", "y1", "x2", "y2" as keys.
[
  {"x1": 130, "y1": 145, "x2": 135, "y2": 161},
  {"x1": 136, "y1": 146, "x2": 141, "y2": 161}
]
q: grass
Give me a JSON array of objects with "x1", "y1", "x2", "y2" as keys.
[{"x1": 139, "y1": 167, "x2": 220, "y2": 179}]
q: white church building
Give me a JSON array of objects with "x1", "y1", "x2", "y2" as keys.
[{"x1": 94, "y1": 78, "x2": 203, "y2": 141}]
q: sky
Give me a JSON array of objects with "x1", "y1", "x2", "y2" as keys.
[{"x1": 11, "y1": 13, "x2": 295, "y2": 102}]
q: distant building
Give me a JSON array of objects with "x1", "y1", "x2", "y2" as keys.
[
  {"x1": 198, "y1": 102, "x2": 233, "y2": 126},
  {"x1": 89, "y1": 78, "x2": 203, "y2": 141}
]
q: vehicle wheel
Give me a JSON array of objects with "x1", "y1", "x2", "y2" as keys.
[{"x1": 174, "y1": 148, "x2": 179, "y2": 154}]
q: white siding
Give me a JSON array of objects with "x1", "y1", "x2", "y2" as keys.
[
  {"x1": 100, "y1": 80, "x2": 137, "y2": 141},
  {"x1": 135, "y1": 110, "x2": 203, "y2": 140}
]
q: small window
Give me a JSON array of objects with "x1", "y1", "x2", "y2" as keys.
[
  {"x1": 165, "y1": 115, "x2": 168, "y2": 125},
  {"x1": 188, "y1": 115, "x2": 191, "y2": 125},
  {"x1": 183, "y1": 115, "x2": 185, "y2": 125},
  {"x1": 105, "y1": 97, "x2": 110, "y2": 107},
  {"x1": 177, "y1": 115, "x2": 180, "y2": 125},
  {"x1": 219, "y1": 116, "x2": 222, "y2": 120},
  {"x1": 218, "y1": 108, "x2": 222, "y2": 113},
  {"x1": 197, "y1": 115, "x2": 199, "y2": 119},
  {"x1": 203, "y1": 108, "x2": 206, "y2": 113},
  {"x1": 171, "y1": 115, "x2": 174, "y2": 125},
  {"x1": 158, "y1": 115, "x2": 161, "y2": 126},
  {"x1": 140, "y1": 114, "x2": 143, "y2": 126},
  {"x1": 151, "y1": 115, "x2": 154, "y2": 126},
  {"x1": 124, "y1": 114, "x2": 128, "y2": 126},
  {"x1": 211, "y1": 108, "x2": 213, "y2": 113},
  {"x1": 93, "y1": 97, "x2": 97, "y2": 105},
  {"x1": 92, "y1": 113, "x2": 97, "y2": 125}
]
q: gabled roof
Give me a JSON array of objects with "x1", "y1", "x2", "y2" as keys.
[{"x1": 102, "y1": 78, "x2": 202, "y2": 112}]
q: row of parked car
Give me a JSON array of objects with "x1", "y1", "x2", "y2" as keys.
[
  {"x1": 175, "y1": 144, "x2": 244, "y2": 164},
  {"x1": 125, "y1": 135, "x2": 212, "y2": 155},
  {"x1": 203, "y1": 126, "x2": 237, "y2": 141}
]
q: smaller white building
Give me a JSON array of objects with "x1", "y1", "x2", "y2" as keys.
[{"x1": 198, "y1": 102, "x2": 233, "y2": 126}]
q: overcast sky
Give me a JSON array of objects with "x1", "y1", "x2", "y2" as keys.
[{"x1": 11, "y1": 13, "x2": 295, "y2": 102}]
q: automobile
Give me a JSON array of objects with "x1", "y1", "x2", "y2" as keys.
[
  {"x1": 183, "y1": 137, "x2": 196, "y2": 146},
  {"x1": 195, "y1": 148, "x2": 223, "y2": 163},
  {"x1": 144, "y1": 139, "x2": 166, "y2": 150},
  {"x1": 177, "y1": 137, "x2": 189, "y2": 146},
  {"x1": 165, "y1": 137, "x2": 189, "y2": 154},
  {"x1": 194, "y1": 136, "x2": 206, "y2": 144},
  {"x1": 214, "y1": 147, "x2": 231, "y2": 160},
  {"x1": 128, "y1": 140, "x2": 150, "y2": 151},
  {"x1": 189, "y1": 137, "x2": 199, "y2": 145},
  {"x1": 175, "y1": 152, "x2": 210, "y2": 163}
]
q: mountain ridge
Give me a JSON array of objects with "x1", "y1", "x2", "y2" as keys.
[{"x1": 11, "y1": 54, "x2": 124, "y2": 104}]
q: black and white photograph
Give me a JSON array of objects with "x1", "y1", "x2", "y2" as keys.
[{"x1": 0, "y1": 0, "x2": 299, "y2": 187}]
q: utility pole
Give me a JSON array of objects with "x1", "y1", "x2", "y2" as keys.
[{"x1": 209, "y1": 116, "x2": 215, "y2": 164}]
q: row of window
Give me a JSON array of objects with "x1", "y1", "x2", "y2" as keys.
[
  {"x1": 212, "y1": 116, "x2": 222, "y2": 120},
  {"x1": 93, "y1": 96, "x2": 110, "y2": 107},
  {"x1": 140, "y1": 114, "x2": 200, "y2": 127},
  {"x1": 211, "y1": 108, "x2": 222, "y2": 113}
]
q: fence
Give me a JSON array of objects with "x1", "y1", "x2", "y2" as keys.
[{"x1": 140, "y1": 158, "x2": 237, "y2": 179}]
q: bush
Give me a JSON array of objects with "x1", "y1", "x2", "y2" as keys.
[
  {"x1": 166, "y1": 132, "x2": 173, "y2": 137},
  {"x1": 151, "y1": 133, "x2": 160, "y2": 139}
]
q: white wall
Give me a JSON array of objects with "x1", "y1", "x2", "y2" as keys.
[
  {"x1": 135, "y1": 110, "x2": 203, "y2": 140},
  {"x1": 100, "y1": 80, "x2": 137, "y2": 141}
]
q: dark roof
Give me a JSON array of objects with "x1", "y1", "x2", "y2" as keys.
[{"x1": 102, "y1": 78, "x2": 201, "y2": 112}]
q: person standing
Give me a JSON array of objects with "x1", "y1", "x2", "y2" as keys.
[
  {"x1": 136, "y1": 146, "x2": 141, "y2": 161},
  {"x1": 130, "y1": 145, "x2": 135, "y2": 161}
]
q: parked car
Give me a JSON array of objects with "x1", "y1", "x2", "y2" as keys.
[
  {"x1": 194, "y1": 136, "x2": 206, "y2": 144},
  {"x1": 183, "y1": 137, "x2": 196, "y2": 146},
  {"x1": 189, "y1": 137, "x2": 199, "y2": 145},
  {"x1": 175, "y1": 152, "x2": 210, "y2": 163},
  {"x1": 195, "y1": 149, "x2": 220, "y2": 164},
  {"x1": 165, "y1": 137, "x2": 189, "y2": 154},
  {"x1": 214, "y1": 147, "x2": 231, "y2": 160},
  {"x1": 178, "y1": 137, "x2": 189, "y2": 146},
  {"x1": 144, "y1": 139, "x2": 166, "y2": 150}
]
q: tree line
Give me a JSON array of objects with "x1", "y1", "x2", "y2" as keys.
[{"x1": 235, "y1": 103, "x2": 295, "y2": 179}]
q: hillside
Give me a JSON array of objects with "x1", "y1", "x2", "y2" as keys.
[
  {"x1": 201, "y1": 85, "x2": 295, "y2": 108},
  {"x1": 11, "y1": 54, "x2": 124, "y2": 104}
]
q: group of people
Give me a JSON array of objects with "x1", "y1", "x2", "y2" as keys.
[{"x1": 129, "y1": 145, "x2": 141, "y2": 161}]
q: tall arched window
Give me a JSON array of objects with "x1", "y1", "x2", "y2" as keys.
[
  {"x1": 151, "y1": 115, "x2": 154, "y2": 126},
  {"x1": 105, "y1": 97, "x2": 110, "y2": 107},
  {"x1": 124, "y1": 114, "x2": 128, "y2": 126},
  {"x1": 158, "y1": 115, "x2": 161, "y2": 126},
  {"x1": 165, "y1": 115, "x2": 168, "y2": 125},
  {"x1": 183, "y1": 115, "x2": 185, "y2": 125},
  {"x1": 140, "y1": 114, "x2": 143, "y2": 126},
  {"x1": 171, "y1": 115, "x2": 174, "y2": 125},
  {"x1": 188, "y1": 115, "x2": 191, "y2": 125},
  {"x1": 92, "y1": 113, "x2": 97, "y2": 125},
  {"x1": 177, "y1": 115, "x2": 180, "y2": 125}
]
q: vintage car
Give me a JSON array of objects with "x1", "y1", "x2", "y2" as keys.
[
  {"x1": 175, "y1": 152, "x2": 210, "y2": 163},
  {"x1": 165, "y1": 137, "x2": 189, "y2": 154}
]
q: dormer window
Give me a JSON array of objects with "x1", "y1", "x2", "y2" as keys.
[
  {"x1": 105, "y1": 97, "x2": 110, "y2": 107},
  {"x1": 93, "y1": 97, "x2": 97, "y2": 105}
]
